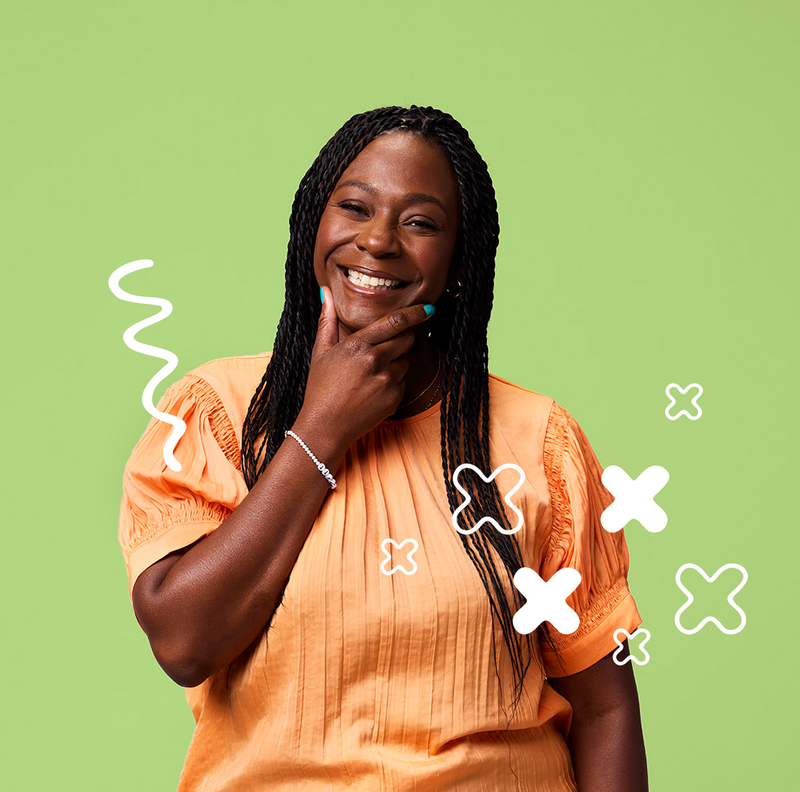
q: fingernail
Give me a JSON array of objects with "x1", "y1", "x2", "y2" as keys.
[
  {"x1": 424, "y1": 304, "x2": 436, "y2": 316},
  {"x1": 320, "y1": 287, "x2": 325, "y2": 304}
]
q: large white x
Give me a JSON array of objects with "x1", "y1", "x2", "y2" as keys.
[
  {"x1": 512, "y1": 567, "x2": 582, "y2": 635},
  {"x1": 601, "y1": 465, "x2": 669, "y2": 533}
]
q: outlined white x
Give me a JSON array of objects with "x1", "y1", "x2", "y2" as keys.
[
  {"x1": 665, "y1": 383, "x2": 703, "y2": 421},
  {"x1": 612, "y1": 627, "x2": 651, "y2": 666},
  {"x1": 601, "y1": 465, "x2": 669, "y2": 533},
  {"x1": 674, "y1": 563, "x2": 748, "y2": 635},
  {"x1": 451, "y1": 463, "x2": 526, "y2": 535},
  {"x1": 380, "y1": 538, "x2": 419, "y2": 576}
]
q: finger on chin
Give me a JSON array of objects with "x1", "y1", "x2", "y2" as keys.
[{"x1": 359, "y1": 304, "x2": 431, "y2": 346}]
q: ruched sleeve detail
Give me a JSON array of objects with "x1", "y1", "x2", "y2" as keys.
[
  {"x1": 118, "y1": 373, "x2": 247, "y2": 597},
  {"x1": 540, "y1": 403, "x2": 641, "y2": 677}
]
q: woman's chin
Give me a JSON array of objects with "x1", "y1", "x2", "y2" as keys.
[
  {"x1": 334, "y1": 299, "x2": 400, "y2": 335},
  {"x1": 335, "y1": 309, "x2": 381, "y2": 336}
]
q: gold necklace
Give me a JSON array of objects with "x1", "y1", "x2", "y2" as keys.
[
  {"x1": 400, "y1": 352, "x2": 442, "y2": 409},
  {"x1": 424, "y1": 380, "x2": 442, "y2": 410}
]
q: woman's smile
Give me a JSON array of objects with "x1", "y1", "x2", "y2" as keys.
[
  {"x1": 343, "y1": 267, "x2": 403, "y2": 290},
  {"x1": 338, "y1": 264, "x2": 408, "y2": 293}
]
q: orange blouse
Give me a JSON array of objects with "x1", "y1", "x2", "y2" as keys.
[{"x1": 119, "y1": 353, "x2": 641, "y2": 791}]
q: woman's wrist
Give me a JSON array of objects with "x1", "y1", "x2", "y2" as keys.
[
  {"x1": 289, "y1": 411, "x2": 349, "y2": 477},
  {"x1": 285, "y1": 430, "x2": 337, "y2": 489}
]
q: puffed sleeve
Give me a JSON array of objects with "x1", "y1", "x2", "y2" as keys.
[
  {"x1": 539, "y1": 403, "x2": 642, "y2": 677},
  {"x1": 118, "y1": 373, "x2": 247, "y2": 598}
]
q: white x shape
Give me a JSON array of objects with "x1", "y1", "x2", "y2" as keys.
[
  {"x1": 601, "y1": 465, "x2": 669, "y2": 533},
  {"x1": 674, "y1": 563, "x2": 748, "y2": 635},
  {"x1": 380, "y1": 538, "x2": 419, "y2": 576},
  {"x1": 665, "y1": 382, "x2": 703, "y2": 421},
  {"x1": 451, "y1": 463, "x2": 526, "y2": 535},
  {"x1": 612, "y1": 627, "x2": 651, "y2": 666},
  {"x1": 512, "y1": 567, "x2": 581, "y2": 635}
]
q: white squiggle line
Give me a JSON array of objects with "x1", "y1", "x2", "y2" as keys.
[{"x1": 108, "y1": 259, "x2": 186, "y2": 471}]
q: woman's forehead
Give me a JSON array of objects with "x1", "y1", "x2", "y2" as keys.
[{"x1": 335, "y1": 131, "x2": 458, "y2": 207}]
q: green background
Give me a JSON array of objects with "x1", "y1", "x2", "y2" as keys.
[{"x1": 2, "y1": 1, "x2": 797, "y2": 788}]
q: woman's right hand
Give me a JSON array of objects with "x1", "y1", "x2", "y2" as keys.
[{"x1": 297, "y1": 287, "x2": 434, "y2": 449}]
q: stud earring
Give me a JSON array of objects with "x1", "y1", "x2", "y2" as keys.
[{"x1": 445, "y1": 281, "x2": 462, "y2": 299}]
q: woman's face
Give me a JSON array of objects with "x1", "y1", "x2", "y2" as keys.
[{"x1": 313, "y1": 131, "x2": 460, "y2": 334}]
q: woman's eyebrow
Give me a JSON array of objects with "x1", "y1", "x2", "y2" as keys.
[
  {"x1": 333, "y1": 181, "x2": 447, "y2": 212},
  {"x1": 403, "y1": 192, "x2": 446, "y2": 212},
  {"x1": 334, "y1": 180, "x2": 376, "y2": 194}
]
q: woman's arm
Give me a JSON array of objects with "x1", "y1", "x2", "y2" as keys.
[
  {"x1": 548, "y1": 643, "x2": 648, "y2": 792},
  {"x1": 132, "y1": 294, "x2": 432, "y2": 688}
]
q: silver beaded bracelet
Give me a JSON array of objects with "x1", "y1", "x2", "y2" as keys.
[{"x1": 285, "y1": 430, "x2": 337, "y2": 490}]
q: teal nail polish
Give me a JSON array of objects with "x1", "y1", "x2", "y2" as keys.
[
  {"x1": 320, "y1": 287, "x2": 324, "y2": 304},
  {"x1": 424, "y1": 304, "x2": 436, "y2": 316}
]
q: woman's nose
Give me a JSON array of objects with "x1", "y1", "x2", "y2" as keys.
[{"x1": 356, "y1": 216, "x2": 401, "y2": 258}]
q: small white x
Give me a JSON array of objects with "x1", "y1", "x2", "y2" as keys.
[
  {"x1": 612, "y1": 627, "x2": 651, "y2": 666},
  {"x1": 601, "y1": 465, "x2": 669, "y2": 533},
  {"x1": 380, "y1": 538, "x2": 419, "y2": 576},
  {"x1": 512, "y1": 567, "x2": 582, "y2": 635},
  {"x1": 665, "y1": 383, "x2": 703, "y2": 421}
]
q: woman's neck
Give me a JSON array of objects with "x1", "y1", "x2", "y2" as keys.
[{"x1": 388, "y1": 336, "x2": 442, "y2": 420}]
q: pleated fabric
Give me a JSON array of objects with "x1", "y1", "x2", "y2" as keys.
[{"x1": 118, "y1": 353, "x2": 641, "y2": 792}]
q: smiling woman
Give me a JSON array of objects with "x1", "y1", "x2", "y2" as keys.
[{"x1": 118, "y1": 106, "x2": 647, "y2": 791}]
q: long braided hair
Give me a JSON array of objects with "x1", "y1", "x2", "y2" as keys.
[{"x1": 242, "y1": 106, "x2": 538, "y2": 705}]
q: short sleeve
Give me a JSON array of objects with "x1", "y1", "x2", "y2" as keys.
[
  {"x1": 118, "y1": 373, "x2": 247, "y2": 598},
  {"x1": 539, "y1": 403, "x2": 642, "y2": 677}
]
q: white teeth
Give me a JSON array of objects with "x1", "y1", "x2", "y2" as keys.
[{"x1": 346, "y1": 269, "x2": 401, "y2": 290}]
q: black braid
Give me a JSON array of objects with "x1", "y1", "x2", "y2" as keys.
[{"x1": 241, "y1": 106, "x2": 554, "y2": 711}]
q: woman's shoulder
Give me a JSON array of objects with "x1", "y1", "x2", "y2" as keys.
[
  {"x1": 186, "y1": 351, "x2": 272, "y2": 390},
  {"x1": 166, "y1": 351, "x2": 272, "y2": 426},
  {"x1": 488, "y1": 373, "x2": 556, "y2": 414},
  {"x1": 487, "y1": 373, "x2": 560, "y2": 443}
]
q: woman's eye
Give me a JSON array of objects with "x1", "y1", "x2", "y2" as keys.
[
  {"x1": 338, "y1": 202, "x2": 367, "y2": 215},
  {"x1": 405, "y1": 218, "x2": 438, "y2": 231}
]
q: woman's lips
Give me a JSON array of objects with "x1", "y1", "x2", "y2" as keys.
[{"x1": 338, "y1": 265, "x2": 408, "y2": 293}]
